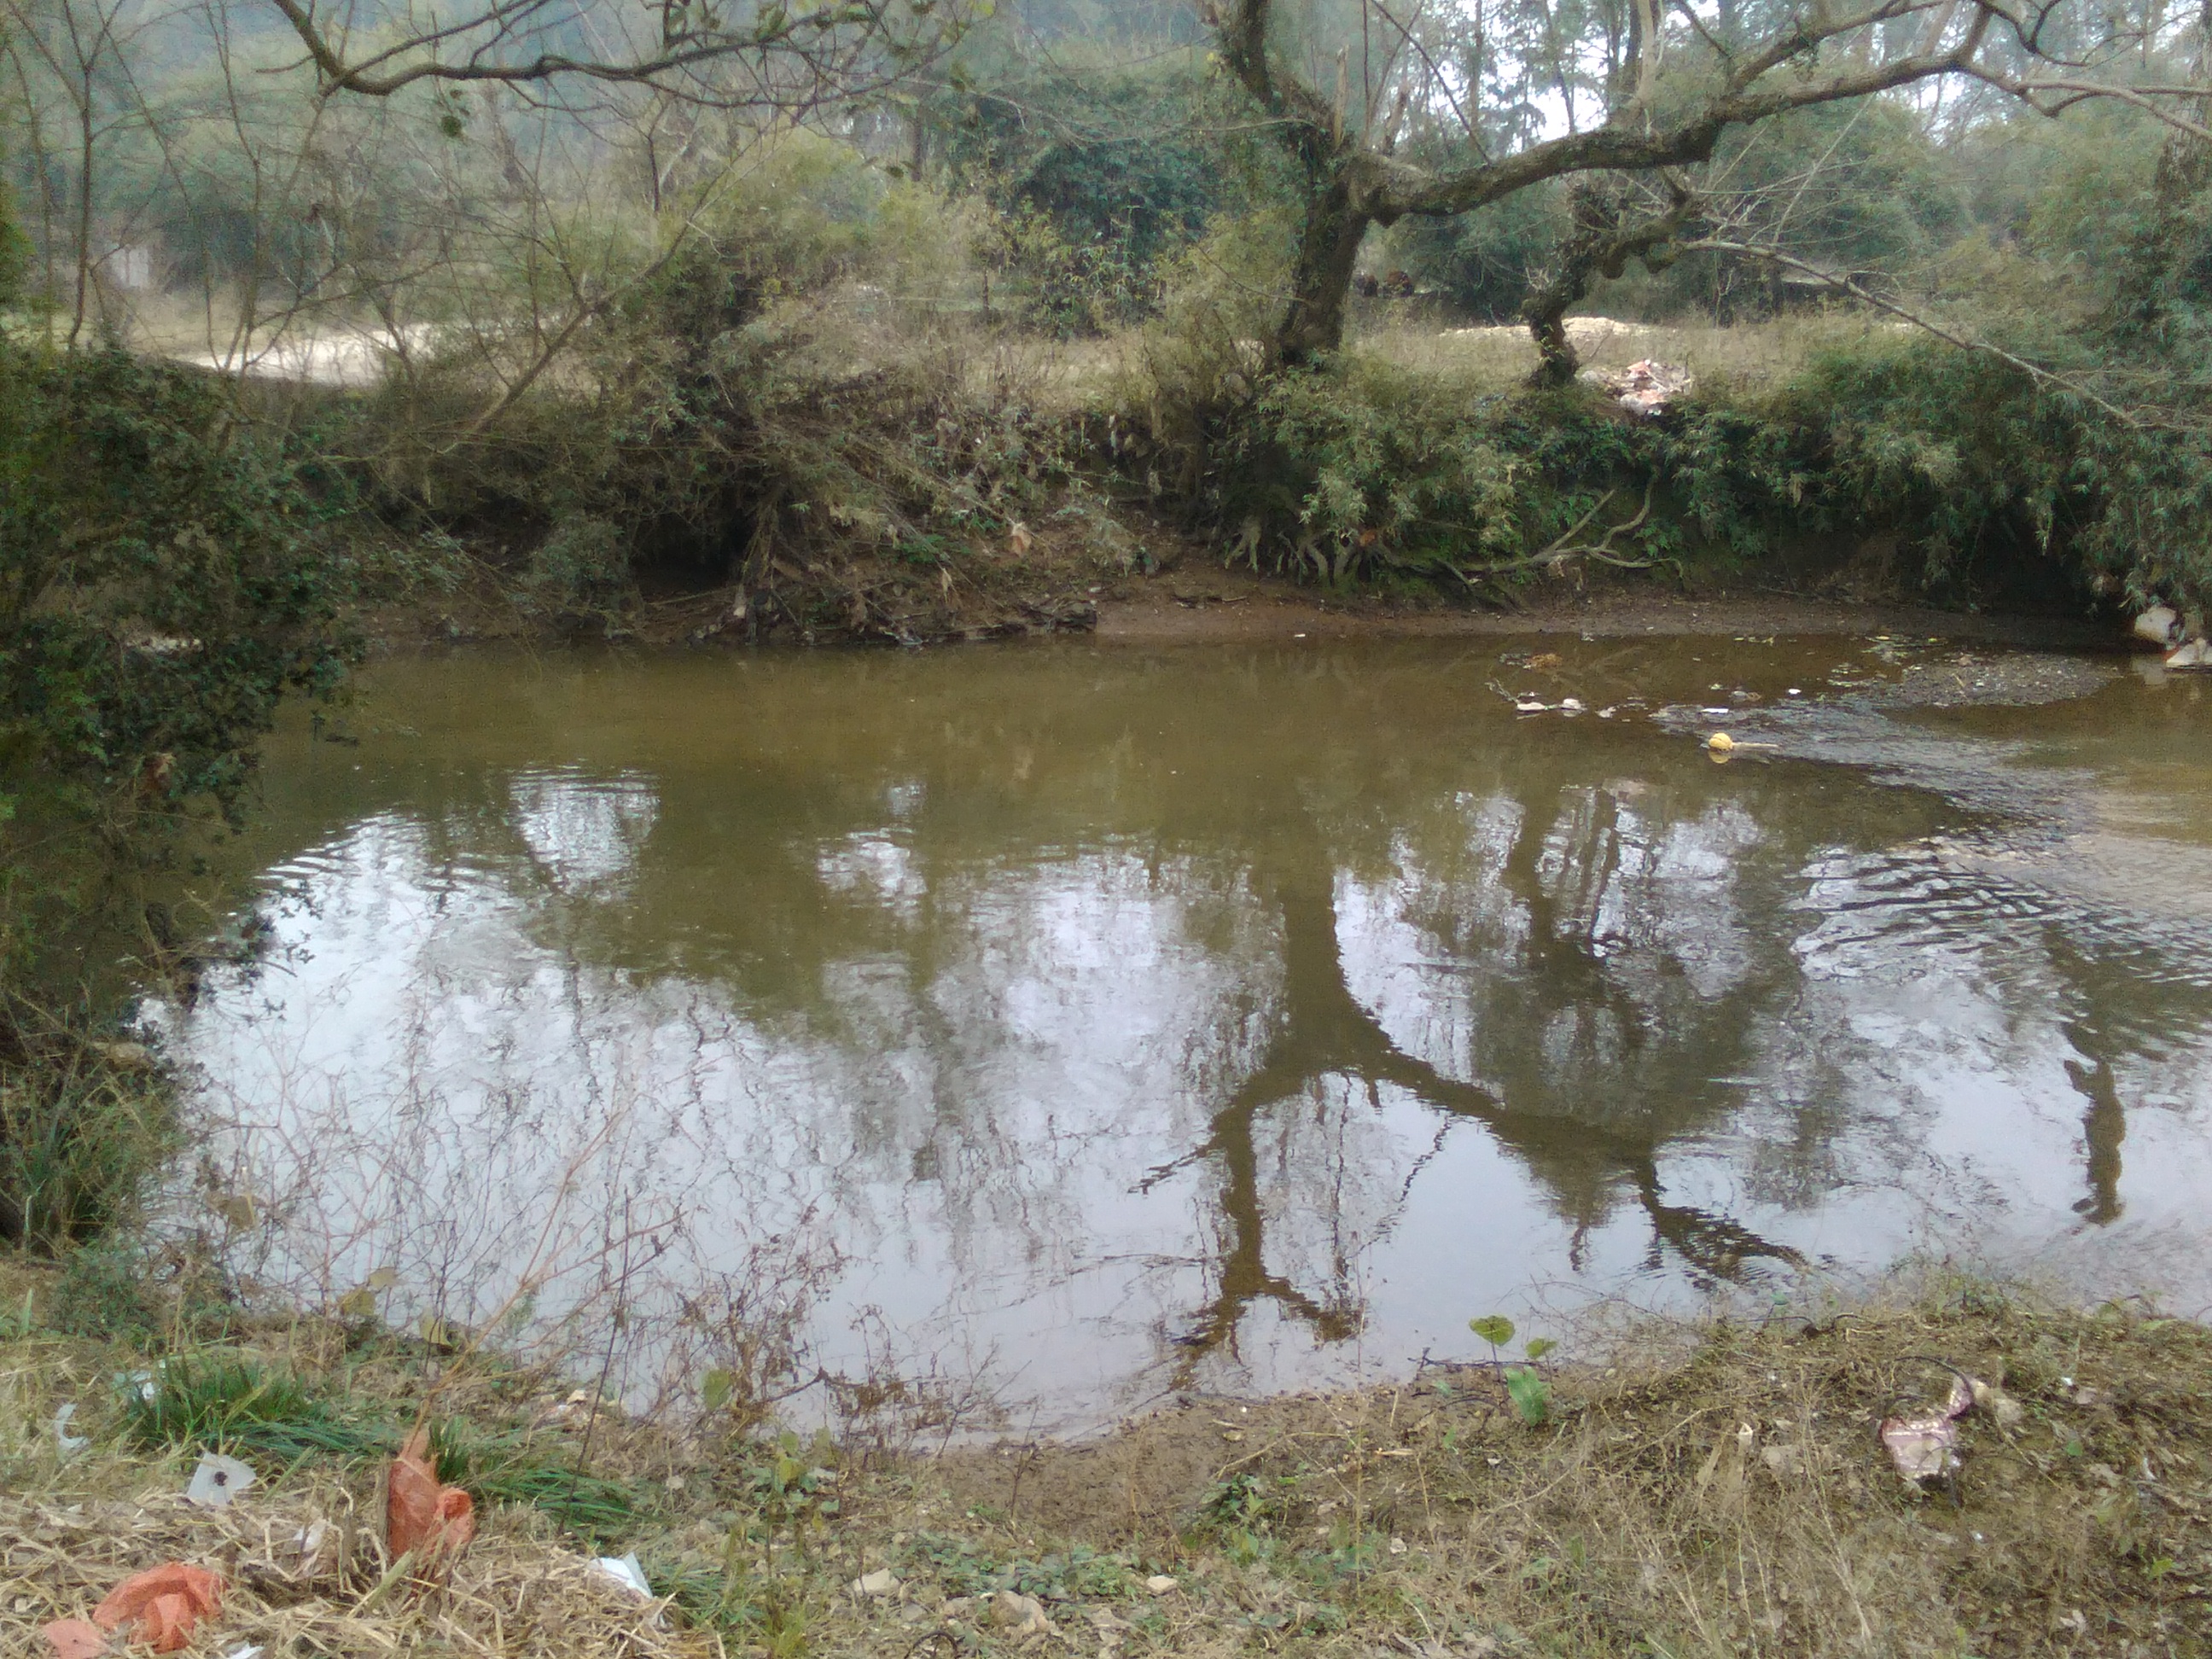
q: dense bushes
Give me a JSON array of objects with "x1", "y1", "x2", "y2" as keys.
[
  {"x1": 0, "y1": 335, "x2": 354, "y2": 1241},
  {"x1": 1172, "y1": 326, "x2": 2211, "y2": 612},
  {"x1": 358, "y1": 142, "x2": 1086, "y2": 639}
]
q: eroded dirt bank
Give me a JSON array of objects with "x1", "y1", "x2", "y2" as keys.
[
  {"x1": 1092, "y1": 572, "x2": 2122, "y2": 649},
  {"x1": 370, "y1": 549, "x2": 2129, "y2": 659}
]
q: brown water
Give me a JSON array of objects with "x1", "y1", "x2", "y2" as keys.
[{"x1": 168, "y1": 635, "x2": 2212, "y2": 1428}]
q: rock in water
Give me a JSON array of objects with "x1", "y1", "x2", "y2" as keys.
[{"x1": 2135, "y1": 605, "x2": 2181, "y2": 647}]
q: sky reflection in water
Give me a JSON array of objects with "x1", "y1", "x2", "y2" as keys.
[{"x1": 172, "y1": 637, "x2": 2212, "y2": 1427}]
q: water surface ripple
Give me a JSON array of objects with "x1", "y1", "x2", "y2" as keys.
[{"x1": 167, "y1": 636, "x2": 2212, "y2": 1427}]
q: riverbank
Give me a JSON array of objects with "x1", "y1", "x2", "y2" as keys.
[
  {"x1": 364, "y1": 540, "x2": 2133, "y2": 658},
  {"x1": 5, "y1": 1263, "x2": 2206, "y2": 1658}
]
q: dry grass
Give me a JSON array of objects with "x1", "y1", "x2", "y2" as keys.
[
  {"x1": 924, "y1": 1284, "x2": 2212, "y2": 1658},
  {"x1": 3, "y1": 1266, "x2": 2207, "y2": 1659},
  {"x1": 0, "y1": 1477, "x2": 707, "y2": 1657},
  {"x1": 1357, "y1": 310, "x2": 1910, "y2": 397}
]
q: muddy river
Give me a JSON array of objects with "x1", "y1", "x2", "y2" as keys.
[{"x1": 166, "y1": 634, "x2": 2212, "y2": 1430}]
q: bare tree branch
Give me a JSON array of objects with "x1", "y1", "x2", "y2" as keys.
[{"x1": 264, "y1": 0, "x2": 965, "y2": 104}]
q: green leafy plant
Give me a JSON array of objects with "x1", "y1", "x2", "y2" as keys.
[{"x1": 1470, "y1": 1314, "x2": 1557, "y2": 1426}]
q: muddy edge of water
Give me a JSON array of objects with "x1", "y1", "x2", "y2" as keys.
[{"x1": 1092, "y1": 579, "x2": 2128, "y2": 649}]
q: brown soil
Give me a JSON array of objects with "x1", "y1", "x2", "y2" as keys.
[
  {"x1": 1091, "y1": 566, "x2": 2122, "y2": 650},
  {"x1": 366, "y1": 549, "x2": 2127, "y2": 660}
]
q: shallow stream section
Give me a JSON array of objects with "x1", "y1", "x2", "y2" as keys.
[{"x1": 163, "y1": 634, "x2": 2212, "y2": 1431}]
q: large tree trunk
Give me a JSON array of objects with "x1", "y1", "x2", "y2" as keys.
[{"x1": 1275, "y1": 178, "x2": 1373, "y2": 366}]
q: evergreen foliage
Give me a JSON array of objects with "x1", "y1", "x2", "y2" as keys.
[{"x1": 0, "y1": 336, "x2": 353, "y2": 1242}]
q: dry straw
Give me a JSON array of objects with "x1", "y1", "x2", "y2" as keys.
[{"x1": 0, "y1": 1474, "x2": 719, "y2": 1658}]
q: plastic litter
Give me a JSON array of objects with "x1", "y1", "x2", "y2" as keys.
[
  {"x1": 41, "y1": 1620, "x2": 107, "y2": 1659},
  {"x1": 1581, "y1": 358, "x2": 1693, "y2": 417},
  {"x1": 594, "y1": 1553, "x2": 654, "y2": 1598},
  {"x1": 1879, "y1": 1372, "x2": 1976, "y2": 1486},
  {"x1": 88, "y1": 1562, "x2": 224, "y2": 1653},
  {"x1": 1144, "y1": 1575, "x2": 1179, "y2": 1594},
  {"x1": 226, "y1": 1647, "x2": 266, "y2": 1659},
  {"x1": 54, "y1": 1402, "x2": 89, "y2": 1461},
  {"x1": 847, "y1": 1567, "x2": 899, "y2": 1598},
  {"x1": 386, "y1": 1425, "x2": 476, "y2": 1563},
  {"x1": 184, "y1": 1452, "x2": 257, "y2": 1508}
]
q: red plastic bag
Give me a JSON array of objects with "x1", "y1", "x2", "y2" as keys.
[
  {"x1": 75, "y1": 1563, "x2": 224, "y2": 1652},
  {"x1": 387, "y1": 1425, "x2": 475, "y2": 1563}
]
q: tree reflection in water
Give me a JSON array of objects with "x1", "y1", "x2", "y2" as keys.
[{"x1": 170, "y1": 643, "x2": 2212, "y2": 1420}]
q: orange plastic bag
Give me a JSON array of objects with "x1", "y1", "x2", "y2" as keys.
[
  {"x1": 40, "y1": 1618, "x2": 108, "y2": 1659},
  {"x1": 387, "y1": 1425, "x2": 475, "y2": 1563},
  {"x1": 81, "y1": 1563, "x2": 223, "y2": 1652}
]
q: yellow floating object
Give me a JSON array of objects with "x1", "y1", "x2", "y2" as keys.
[{"x1": 1705, "y1": 731, "x2": 1736, "y2": 752}]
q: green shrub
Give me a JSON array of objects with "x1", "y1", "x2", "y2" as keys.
[
  {"x1": 1217, "y1": 358, "x2": 1528, "y2": 582},
  {"x1": 124, "y1": 1354, "x2": 370, "y2": 1454},
  {"x1": 0, "y1": 335, "x2": 352, "y2": 1244}
]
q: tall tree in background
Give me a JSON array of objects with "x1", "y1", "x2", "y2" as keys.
[{"x1": 1209, "y1": 0, "x2": 2212, "y2": 369}]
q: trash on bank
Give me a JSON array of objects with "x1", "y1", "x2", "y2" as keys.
[
  {"x1": 40, "y1": 1620, "x2": 106, "y2": 1659},
  {"x1": 1581, "y1": 358, "x2": 1692, "y2": 418},
  {"x1": 594, "y1": 1553, "x2": 654, "y2": 1598},
  {"x1": 2134, "y1": 602, "x2": 2212, "y2": 667},
  {"x1": 1969, "y1": 1376, "x2": 2028, "y2": 1430},
  {"x1": 46, "y1": 1562, "x2": 227, "y2": 1653},
  {"x1": 53, "y1": 1403, "x2": 88, "y2": 1461},
  {"x1": 184, "y1": 1452, "x2": 257, "y2": 1509},
  {"x1": 1879, "y1": 1372, "x2": 1976, "y2": 1486},
  {"x1": 387, "y1": 1426, "x2": 476, "y2": 1563},
  {"x1": 848, "y1": 1567, "x2": 899, "y2": 1599},
  {"x1": 988, "y1": 1591, "x2": 1051, "y2": 1635}
]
